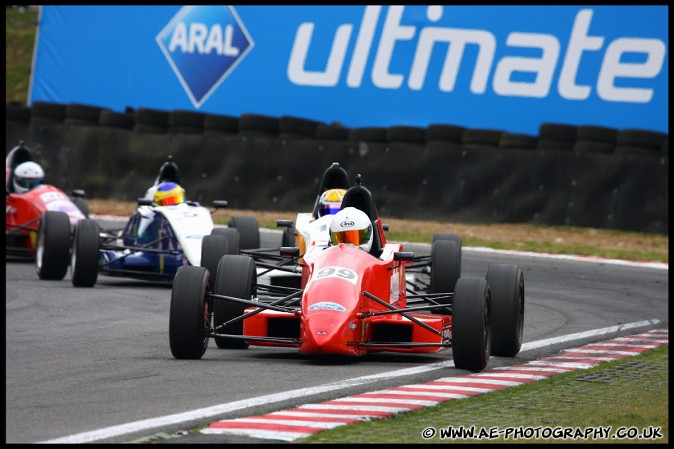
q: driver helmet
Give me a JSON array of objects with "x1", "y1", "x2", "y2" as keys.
[
  {"x1": 13, "y1": 161, "x2": 44, "y2": 193},
  {"x1": 153, "y1": 181, "x2": 185, "y2": 206},
  {"x1": 329, "y1": 207, "x2": 373, "y2": 253},
  {"x1": 317, "y1": 188, "x2": 346, "y2": 217}
]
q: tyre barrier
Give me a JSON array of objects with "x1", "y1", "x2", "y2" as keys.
[
  {"x1": 349, "y1": 127, "x2": 387, "y2": 143},
  {"x1": 239, "y1": 113, "x2": 279, "y2": 137},
  {"x1": 6, "y1": 102, "x2": 668, "y2": 233},
  {"x1": 168, "y1": 110, "x2": 205, "y2": 134},
  {"x1": 498, "y1": 133, "x2": 538, "y2": 150},
  {"x1": 65, "y1": 103, "x2": 111, "y2": 127},
  {"x1": 203, "y1": 113, "x2": 239, "y2": 134},
  {"x1": 134, "y1": 107, "x2": 169, "y2": 133},
  {"x1": 426, "y1": 124, "x2": 466, "y2": 143},
  {"x1": 315, "y1": 124, "x2": 350, "y2": 141},
  {"x1": 386, "y1": 125, "x2": 426, "y2": 144},
  {"x1": 279, "y1": 116, "x2": 324, "y2": 139},
  {"x1": 6, "y1": 102, "x2": 31, "y2": 123},
  {"x1": 31, "y1": 101, "x2": 66, "y2": 122},
  {"x1": 99, "y1": 110, "x2": 135, "y2": 130}
]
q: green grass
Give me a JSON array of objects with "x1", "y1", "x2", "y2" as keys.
[
  {"x1": 301, "y1": 345, "x2": 668, "y2": 444},
  {"x1": 5, "y1": 6, "x2": 37, "y2": 104}
]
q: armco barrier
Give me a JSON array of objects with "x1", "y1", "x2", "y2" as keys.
[{"x1": 5, "y1": 105, "x2": 668, "y2": 234}]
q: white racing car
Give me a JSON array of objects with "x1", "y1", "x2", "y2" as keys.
[{"x1": 37, "y1": 156, "x2": 261, "y2": 287}]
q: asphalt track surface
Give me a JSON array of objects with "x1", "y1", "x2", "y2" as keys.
[{"x1": 5, "y1": 223, "x2": 668, "y2": 444}]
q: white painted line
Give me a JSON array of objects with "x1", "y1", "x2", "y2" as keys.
[
  {"x1": 519, "y1": 319, "x2": 661, "y2": 351},
  {"x1": 38, "y1": 319, "x2": 664, "y2": 444}
]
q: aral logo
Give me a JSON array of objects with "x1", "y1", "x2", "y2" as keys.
[{"x1": 157, "y1": 6, "x2": 254, "y2": 108}]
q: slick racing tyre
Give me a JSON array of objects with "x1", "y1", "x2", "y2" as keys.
[
  {"x1": 169, "y1": 266, "x2": 211, "y2": 359},
  {"x1": 228, "y1": 216, "x2": 260, "y2": 250},
  {"x1": 71, "y1": 219, "x2": 100, "y2": 287},
  {"x1": 71, "y1": 196, "x2": 90, "y2": 218},
  {"x1": 36, "y1": 211, "x2": 71, "y2": 280},
  {"x1": 211, "y1": 227, "x2": 240, "y2": 254},
  {"x1": 452, "y1": 277, "x2": 491, "y2": 372},
  {"x1": 429, "y1": 240, "x2": 461, "y2": 313},
  {"x1": 213, "y1": 255, "x2": 257, "y2": 349},
  {"x1": 432, "y1": 233, "x2": 462, "y2": 263},
  {"x1": 201, "y1": 234, "x2": 231, "y2": 277},
  {"x1": 486, "y1": 264, "x2": 525, "y2": 357},
  {"x1": 429, "y1": 233, "x2": 462, "y2": 311}
]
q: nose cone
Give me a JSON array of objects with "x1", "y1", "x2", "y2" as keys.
[{"x1": 300, "y1": 311, "x2": 359, "y2": 356}]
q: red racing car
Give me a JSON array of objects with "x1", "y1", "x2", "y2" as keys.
[
  {"x1": 168, "y1": 176, "x2": 525, "y2": 372},
  {"x1": 5, "y1": 141, "x2": 89, "y2": 280}
]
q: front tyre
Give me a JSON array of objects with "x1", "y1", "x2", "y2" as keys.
[
  {"x1": 36, "y1": 211, "x2": 71, "y2": 280},
  {"x1": 487, "y1": 264, "x2": 525, "y2": 357},
  {"x1": 452, "y1": 277, "x2": 491, "y2": 372},
  {"x1": 71, "y1": 219, "x2": 100, "y2": 287},
  {"x1": 213, "y1": 255, "x2": 256, "y2": 349},
  {"x1": 169, "y1": 266, "x2": 211, "y2": 359},
  {"x1": 430, "y1": 240, "x2": 461, "y2": 295}
]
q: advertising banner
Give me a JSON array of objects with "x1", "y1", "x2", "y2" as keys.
[{"x1": 29, "y1": 5, "x2": 668, "y2": 134}]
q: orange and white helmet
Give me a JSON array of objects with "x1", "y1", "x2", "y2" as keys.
[
  {"x1": 317, "y1": 188, "x2": 346, "y2": 217},
  {"x1": 329, "y1": 207, "x2": 373, "y2": 253}
]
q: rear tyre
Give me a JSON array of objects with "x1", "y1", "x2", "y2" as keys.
[
  {"x1": 169, "y1": 266, "x2": 211, "y2": 359},
  {"x1": 71, "y1": 219, "x2": 100, "y2": 287},
  {"x1": 213, "y1": 255, "x2": 256, "y2": 349},
  {"x1": 71, "y1": 196, "x2": 90, "y2": 218},
  {"x1": 452, "y1": 277, "x2": 491, "y2": 372},
  {"x1": 211, "y1": 227, "x2": 240, "y2": 254},
  {"x1": 201, "y1": 234, "x2": 228, "y2": 277},
  {"x1": 228, "y1": 216, "x2": 260, "y2": 250},
  {"x1": 487, "y1": 264, "x2": 525, "y2": 357},
  {"x1": 36, "y1": 211, "x2": 71, "y2": 280}
]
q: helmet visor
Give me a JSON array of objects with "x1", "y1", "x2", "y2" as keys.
[
  {"x1": 321, "y1": 204, "x2": 341, "y2": 216},
  {"x1": 159, "y1": 194, "x2": 182, "y2": 206},
  {"x1": 17, "y1": 177, "x2": 42, "y2": 190},
  {"x1": 331, "y1": 227, "x2": 372, "y2": 246}
]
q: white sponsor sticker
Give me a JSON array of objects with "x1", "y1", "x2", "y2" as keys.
[{"x1": 308, "y1": 302, "x2": 346, "y2": 312}]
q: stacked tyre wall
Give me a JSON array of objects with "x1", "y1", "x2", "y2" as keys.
[{"x1": 6, "y1": 101, "x2": 668, "y2": 234}]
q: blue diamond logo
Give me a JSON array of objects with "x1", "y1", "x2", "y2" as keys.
[{"x1": 157, "y1": 6, "x2": 254, "y2": 108}]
